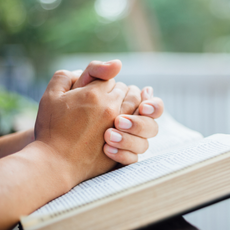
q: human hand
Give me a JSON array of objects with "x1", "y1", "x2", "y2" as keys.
[
  {"x1": 34, "y1": 69, "x2": 134, "y2": 188},
  {"x1": 104, "y1": 86, "x2": 164, "y2": 164},
  {"x1": 1, "y1": 59, "x2": 142, "y2": 160},
  {"x1": 69, "y1": 60, "x2": 164, "y2": 165},
  {"x1": 3, "y1": 59, "x2": 163, "y2": 169},
  {"x1": 6, "y1": 59, "x2": 162, "y2": 168},
  {"x1": 0, "y1": 61, "x2": 159, "y2": 229}
]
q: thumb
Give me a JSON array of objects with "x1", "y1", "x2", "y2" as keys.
[{"x1": 72, "y1": 59, "x2": 122, "y2": 89}]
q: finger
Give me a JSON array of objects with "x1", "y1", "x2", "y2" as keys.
[
  {"x1": 139, "y1": 97, "x2": 164, "y2": 119},
  {"x1": 141, "y1": 86, "x2": 154, "y2": 101},
  {"x1": 114, "y1": 115, "x2": 158, "y2": 138},
  {"x1": 72, "y1": 59, "x2": 122, "y2": 89},
  {"x1": 104, "y1": 144, "x2": 138, "y2": 165},
  {"x1": 87, "y1": 78, "x2": 116, "y2": 93},
  {"x1": 46, "y1": 70, "x2": 79, "y2": 95},
  {"x1": 109, "y1": 82, "x2": 129, "y2": 108},
  {"x1": 134, "y1": 86, "x2": 153, "y2": 115},
  {"x1": 120, "y1": 85, "x2": 141, "y2": 115},
  {"x1": 71, "y1": 70, "x2": 83, "y2": 80},
  {"x1": 104, "y1": 128, "x2": 149, "y2": 154}
]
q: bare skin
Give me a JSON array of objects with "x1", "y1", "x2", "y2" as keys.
[
  {"x1": 0, "y1": 60, "x2": 164, "y2": 163},
  {"x1": 0, "y1": 128, "x2": 34, "y2": 158},
  {"x1": 104, "y1": 87, "x2": 164, "y2": 164},
  {"x1": 71, "y1": 61, "x2": 164, "y2": 164},
  {"x1": 0, "y1": 60, "x2": 164, "y2": 229},
  {"x1": 0, "y1": 70, "x2": 129, "y2": 229}
]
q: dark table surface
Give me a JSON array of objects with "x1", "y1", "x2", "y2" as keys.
[{"x1": 137, "y1": 197, "x2": 230, "y2": 230}]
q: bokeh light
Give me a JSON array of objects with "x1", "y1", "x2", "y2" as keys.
[
  {"x1": 39, "y1": 0, "x2": 62, "y2": 10},
  {"x1": 94, "y1": 0, "x2": 129, "y2": 21}
]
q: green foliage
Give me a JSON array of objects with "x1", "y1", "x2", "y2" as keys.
[
  {"x1": 0, "y1": 0, "x2": 128, "y2": 79},
  {"x1": 39, "y1": 1, "x2": 127, "y2": 53},
  {"x1": 1, "y1": 0, "x2": 230, "y2": 81},
  {"x1": 144, "y1": 0, "x2": 230, "y2": 52},
  {"x1": 0, "y1": 89, "x2": 38, "y2": 135}
]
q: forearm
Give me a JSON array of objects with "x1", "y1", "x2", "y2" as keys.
[
  {"x1": 0, "y1": 141, "x2": 74, "y2": 230},
  {"x1": 0, "y1": 128, "x2": 34, "y2": 158}
]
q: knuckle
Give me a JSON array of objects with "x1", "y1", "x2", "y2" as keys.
[
  {"x1": 54, "y1": 70, "x2": 68, "y2": 77},
  {"x1": 151, "y1": 122, "x2": 159, "y2": 137},
  {"x1": 113, "y1": 88, "x2": 126, "y2": 99},
  {"x1": 158, "y1": 98, "x2": 164, "y2": 111},
  {"x1": 129, "y1": 85, "x2": 141, "y2": 93},
  {"x1": 53, "y1": 70, "x2": 71, "y2": 84},
  {"x1": 134, "y1": 118, "x2": 145, "y2": 135},
  {"x1": 40, "y1": 91, "x2": 54, "y2": 103},
  {"x1": 109, "y1": 78, "x2": 116, "y2": 85},
  {"x1": 156, "y1": 97, "x2": 164, "y2": 106},
  {"x1": 117, "y1": 82, "x2": 128, "y2": 90},
  {"x1": 84, "y1": 88, "x2": 100, "y2": 103},
  {"x1": 130, "y1": 93, "x2": 141, "y2": 106},
  {"x1": 121, "y1": 101, "x2": 134, "y2": 114},
  {"x1": 103, "y1": 106, "x2": 118, "y2": 119},
  {"x1": 124, "y1": 136, "x2": 133, "y2": 150},
  {"x1": 153, "y1": 97, "x2": 164, "y2": 116},
  {"x1": 121, "y1": 88, "x2": 141, "y2": 114}
]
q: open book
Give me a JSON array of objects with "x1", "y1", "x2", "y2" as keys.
[{"x1": 20, "y1": 112, "x2": 230, "y2": 230}]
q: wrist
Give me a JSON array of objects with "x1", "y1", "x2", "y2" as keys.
[
  {"x1": 0, "y1": 141, "x2": 80, "y2": 225},
  {"x1": 21, "y1": 141, "x2": 76, "y2": 193},
  {"x1": 25, "y1": 128, "x2": 35, "y2": 144},
  {"x1": 32, "y1": 138, "x2": 105, "y2": 187}
]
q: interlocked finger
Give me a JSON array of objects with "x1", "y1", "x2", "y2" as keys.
[
  {"x1": 104, "y1": 144, "x2": 138, "y2": 165},
  {"x1": 104, "y1": 128, "x2": 149, "y2": 154},
  {"x1": 120, "y1": 85, "x2": 141, "y2": 115},
  {"x1": 109, "y1": 82, "x2": 129, "y2": 108},
  {"x1": 47, "y1": 70, "x2": 79, "y2": 95},
  {"x1": 114, "y1": 115, "x2": 159, "y2": 139}
]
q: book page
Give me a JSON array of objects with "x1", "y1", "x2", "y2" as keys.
[
  {"x1": 29, "y1": 134, "x2": 230, "y2": 220},
  {"x1": 138, "y1": 112, "x2": 203, "y2": 161}
]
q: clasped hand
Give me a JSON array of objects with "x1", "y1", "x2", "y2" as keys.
[
  {"x1": 35, "y1": 59, "x2": 164, "y2": 188},
  {"x1": 0, "y1": 59, "x2": 163, "y2": 229}
]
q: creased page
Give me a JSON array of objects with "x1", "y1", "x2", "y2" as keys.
[{"x1": 139, "y1": 111, "x2": 203, "y2": 161}]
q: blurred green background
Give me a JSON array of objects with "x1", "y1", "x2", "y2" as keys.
[
  {"x1": 0, "y1": 0, "x2": 128, "y2": 83},
  {"x1": 1, "y1": 0, "x2": 230, "y2": 135},
  {"x1": 1, "y1": 0, "x2": 230, "y2": 78}
]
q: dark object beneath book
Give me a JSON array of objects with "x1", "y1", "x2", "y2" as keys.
[
  {"x1": 139, "y1": 216, "x2": 198, "y2": 230},
  {"x1": 19, "y1": 222, "x2": 23, "y2": 230}
]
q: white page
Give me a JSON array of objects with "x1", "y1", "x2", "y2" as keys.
[
  {"x1": 30, "y1": 134, "x2": 230, "y2": 219},
  {"x1": 138, "y1": 112, "x2": 203, "y2": 161}
]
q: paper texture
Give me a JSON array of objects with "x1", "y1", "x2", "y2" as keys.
[
  {"x1": 139, "y1": 112, "x2": 203, "y2": 161},
  {"x1": 31, "y1": 134, "x2": 230, "y2": 218}
]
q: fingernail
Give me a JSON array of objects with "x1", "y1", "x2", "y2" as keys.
[
  {"x1": 118, "y1": 117, "x2": 132, "y2": 129},
  {"x1": 146, "y1": 87, "x2": 153, "y2": 96},
  {"x1": 110, "y1": 131, "x2": 122, "y2": 142},
  {"x1": 143, "y1": 87, "x2": 153, "y2": 99},
  {"x1": 142, "y1": 104, "x2": 154, "y2": 114},
  {"x1": 106, "y1": 145, "x2": 118, "y2": 154}
]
